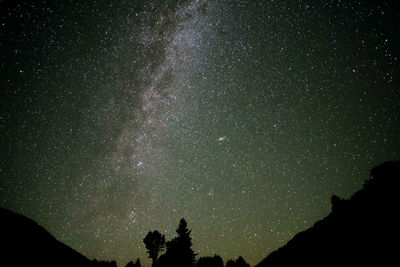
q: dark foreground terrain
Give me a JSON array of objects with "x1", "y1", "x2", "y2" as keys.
[
  {"x1": 0, "y1": 207, "x2": 93, "y2": 267},
  {"x1": 1, "y1": 161, "x2": 399, "y2": 267},
  {"x1": 256, "y1": 160, "x2": 400, "y2": 267}
]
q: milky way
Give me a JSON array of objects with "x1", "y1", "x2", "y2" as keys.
[{"x1": 1, "y1": 1, "x2": 400, "y2": 266}]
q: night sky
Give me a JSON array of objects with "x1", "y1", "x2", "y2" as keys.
[{"x1": 1, "y1": 0, "x2": 399, "y2": 266}]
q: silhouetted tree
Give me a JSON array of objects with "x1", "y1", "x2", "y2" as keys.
[
  {"x1": 143, "y1": 230, "x2": 165, "y2": 267},
  {"x1": 92, "y1": 259, "x2": 117, "y2": 267},
  {"x1": 226, "y1": 257, "x2": 249, "y2": 267},
  {"x1": 126, "y1": 259, "x2": 141, "y2": 267},
  {"x1": 160, "y1": 218, "x2": 196, "y2": 267},
  {"x1": 331, "y1": 194, "x2": 347, "y2": 213},
  {"x1": 226, "y1": 259, "x2": 235, "y2": 267},
  {"x1": 235, "y1": 257, "x2": 250, "y2": 267},
  {"x1": 196, "y1": 255, "x2": 223, "y2": 267}
]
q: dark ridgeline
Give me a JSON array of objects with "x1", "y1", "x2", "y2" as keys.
[
  {"x1": 0, "y1": 205, "x2": 247, "y2": 267},
  {"x1": 1, "y1": 160, "x2": 397, "y2": 267},
  {"x1": 0, "y1": 207, "x2": 93, "y2": 267},
  {"x1": 0, "y1": 207, "x2": 122, "y2": 267},
  {"x1": 255, "y1": 160, "x2": 400, "y2": 267}
]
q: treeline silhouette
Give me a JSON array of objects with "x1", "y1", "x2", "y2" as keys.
[
  {"x1": 1, "y1": 160, "x2": 398, "y2": 267},
  {"x1": 87, "y1": 217, "x2": 250, "y2": 267},
  {"x1": 141, "y1": 218, "x2": 250, "y2": 267},
  {"x1": 0, "y1": 206, "x2": 250, "y2": 267}
]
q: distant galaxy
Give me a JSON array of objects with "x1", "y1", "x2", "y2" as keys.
[{"x1": 1, "y1": 0, "x2": 399, "y2": 266}]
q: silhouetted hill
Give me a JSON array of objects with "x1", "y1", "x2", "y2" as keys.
[
  {"x1": 256, "y1": 160, "x2": 400, "y2": 267},
  {"x1": 0, "y1": 208, "x2": 93, "y2": 267}
]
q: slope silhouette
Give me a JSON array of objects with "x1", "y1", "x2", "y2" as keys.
[
  {"x1": 256, "y1": 160, "x2": 400, "y2": 267},
  {"x1": 0, "y1": 207, "x2": 93, "y2": 267}
]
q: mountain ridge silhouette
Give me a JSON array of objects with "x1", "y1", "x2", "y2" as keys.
[
  {"x1": 1, "y1": 160, "x2": 398, "y2": 266},
  {"x1": 0, "y1": 207, "x2": 93, "y2": 267},
  {"x1": 255, "y1": 160, "x2": 399, "y2": 267}
]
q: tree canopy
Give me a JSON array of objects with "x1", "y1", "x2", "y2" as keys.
[{"x1": 143, "y1": 230, "x2": 165, "y2": 267}]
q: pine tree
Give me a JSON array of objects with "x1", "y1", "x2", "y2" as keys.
[{"x1": 161, "y1": 218, "x2": 196, "y2": 267}]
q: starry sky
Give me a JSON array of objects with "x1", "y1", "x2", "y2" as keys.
[{"x1": 1, "y1": 0, "x2": 400, "y2": 266}]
